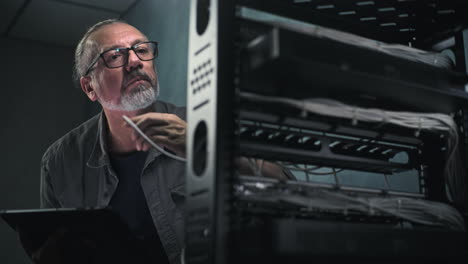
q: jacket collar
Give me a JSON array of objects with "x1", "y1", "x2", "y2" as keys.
[
  {"x1": 86, "y1": 104, "x2": 164, "y2": 169},
  {"x1": 86, "y1": 112, "x2": 111, "y2": 168}
]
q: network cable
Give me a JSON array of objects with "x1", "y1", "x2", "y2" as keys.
[
  {"x1": 122, "y1": 115, "x2": 187, "y2": 162},
  {"x1": 240, "y1": 92, "x2": 466, "y2": 206}
]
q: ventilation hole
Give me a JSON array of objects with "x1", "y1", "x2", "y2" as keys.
[
  {"x1": 196, "y1": 0, "x2": 210, "y2": 35},
  {"x1": 193, "y1": 121, "x2": 208, "y2": 176}
]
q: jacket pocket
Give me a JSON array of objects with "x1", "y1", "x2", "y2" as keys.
[
  {"x1": 170, "y1": 184, "x2": 186, "y2": 245},
  {"x1": 170, "y1": 184, "x2": 186, "y2": 210}
]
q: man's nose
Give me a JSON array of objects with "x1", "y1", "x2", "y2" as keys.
[{"x1": 125, "y1": 50, "x2": 143, "y2": 72}]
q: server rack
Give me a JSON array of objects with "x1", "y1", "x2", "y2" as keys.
[{"x1": 185, "y1": 1, "x2": 468, "y2": 263}]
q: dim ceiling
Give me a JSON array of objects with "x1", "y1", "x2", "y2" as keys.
[{"x1": 1, "y1": 0, "x2": 139, "y2": 47}]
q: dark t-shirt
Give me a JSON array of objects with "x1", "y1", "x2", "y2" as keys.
[{"x1": 109, "y1": 151, "x2": 169, "y2": 264}]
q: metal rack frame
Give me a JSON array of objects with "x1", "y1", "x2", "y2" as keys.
[{"x1": 185, "y1": 1, "x2": 468, "y2": 263}]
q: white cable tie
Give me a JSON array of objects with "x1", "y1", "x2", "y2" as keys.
[
  {"x1": 415, "y1": 117, "x2": 423, "y2": 137},
  {"x1": 122, "y1": 115, "x2": 187, "y2": 162},
  {"x1": 351, "y1": 107, "x2": 358, "y2": 126},
  {"x1": 300, "y1": 100, "x2": 308, "y2": 118},
  {"x1": 381, "y1": 109, "x2": 389, "y2": 125},
  {"x1": 332, "y1": 168, "x2": 341, "y2": 190},
  {"x1": 397, "y1": 199, "x2": 401, "y2": 216}
]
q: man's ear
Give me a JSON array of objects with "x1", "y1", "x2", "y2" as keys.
[{"x1": 80, "y1": 76, "x2": 98, "y2": 102}]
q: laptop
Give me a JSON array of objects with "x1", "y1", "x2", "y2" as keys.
[{"x1": 0, "y1": 207, "x2": 151, "y2": 263}]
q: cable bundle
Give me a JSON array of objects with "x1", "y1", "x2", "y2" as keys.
[
  {"x1": 240, "y1": 92, "x2": 467, "y2": 207},
  {"x1": 236, "y1": 181, "x2": 465, "y2": 231},
  {"x1": 241, "y1": 7, "x2": 454, "y2": 69},
  {"x1": 282, "y1": 190, "x2": 465, "y2": 231}
]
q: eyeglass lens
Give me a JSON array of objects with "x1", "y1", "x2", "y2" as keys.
[{"x1": 102, "y1": 42, "x2": 157, "y2": 68}]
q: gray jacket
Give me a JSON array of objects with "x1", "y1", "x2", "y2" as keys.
[{"x1": 40, "y1": 101, "x2": 186, "y2": 264}]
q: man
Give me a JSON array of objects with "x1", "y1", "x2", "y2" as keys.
[
  {"x1": 37, "y1": 19, "x2": 185, "y2": 264},
  {"x1": 31, "y1": 18, "x2": 293, "y2": 264}
]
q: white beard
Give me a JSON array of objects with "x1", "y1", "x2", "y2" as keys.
[{"x1": 97, "y1": 81, "x2": 160, "y2": 111}]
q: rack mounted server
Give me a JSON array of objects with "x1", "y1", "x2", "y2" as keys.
[{"x1": 185, "y1": 1, "x2": 468, "y2": 263}]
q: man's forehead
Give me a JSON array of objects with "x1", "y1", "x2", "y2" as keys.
[{"x1": 90, "y1": 23, "x2": 148, "y2": 50}]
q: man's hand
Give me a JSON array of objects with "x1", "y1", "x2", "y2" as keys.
[
  {"x1": 126, "y1": 113, "x2": 187, "y2": 156},
  {"x1": 235, "y1": 157, "x2": 295, "y2": 181}
]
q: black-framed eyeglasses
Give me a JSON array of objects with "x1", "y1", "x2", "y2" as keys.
[{"x1": 84, "y1": 41, "x2": 158, "y2": 76}]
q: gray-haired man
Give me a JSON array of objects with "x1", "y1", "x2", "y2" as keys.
[{"x1": 35, "y1": 19, "x2": 185, "y2": 264}]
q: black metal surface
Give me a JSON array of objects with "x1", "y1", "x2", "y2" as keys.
[
  {"x1": 238, "y1": 103, "x2": 428, "y2": 173},
  {"x1": 240, "y1": 23, "x2": 468, "y2": 113},
  {"x1": 454, "y1": 108, "x2": 468, "y2": 210},
  {"x1": 230, "y1": 217, "x2": 468, "y2": 263},
  {"x1": 0, "y1": 208, "x2": 152, "y2": 263},
  {"x1": 239, "y1": 0, "x2": 468, "y2": 48},
  {"x1": 187, "y1": 1, "x2": 468, "y2": 264},
  {"x1": 236, "y1": 175, "x2": 425, "y2": 199},
  {"x1": 455, "y1": 30, "x2": 468, "y2": 74},
  {"x1": 239, "y1": 110, "x2": 423, "y2": 146},
  {"x1": 420, "y1": 133, "x2": 448, "y2": 203},
  {"x1": 239, "y1": 118, "x2": 419, "y2": 171},
  {"x1": 240, "y1": 140, "x2": 412, "y2": 174}
]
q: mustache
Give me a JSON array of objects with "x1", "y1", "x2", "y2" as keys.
[{"x1": 123, "y1": 69, "x2": 154, "y2": 87}]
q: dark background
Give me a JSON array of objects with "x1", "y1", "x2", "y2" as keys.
[{"x1": 0, "y1": 0, "x2": 189, "y2": 263}]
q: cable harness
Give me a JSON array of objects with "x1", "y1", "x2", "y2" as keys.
[
  {"x1": 240, "y1": 92, "x2": 467, "y2": 207},
  {"x1": 235, "y1": 179, "x2": 465, "y2": 231}
]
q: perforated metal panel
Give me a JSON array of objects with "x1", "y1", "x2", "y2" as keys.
[
  {"x1": 190, "y1": 58, "x2": 214, "y2": 95},
  {"x1": 186, "y1": 1, "x2": 236, "y2": 264},
  {"x1": 186, "y1": 1, "x2": 218, "y2": 263}
]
